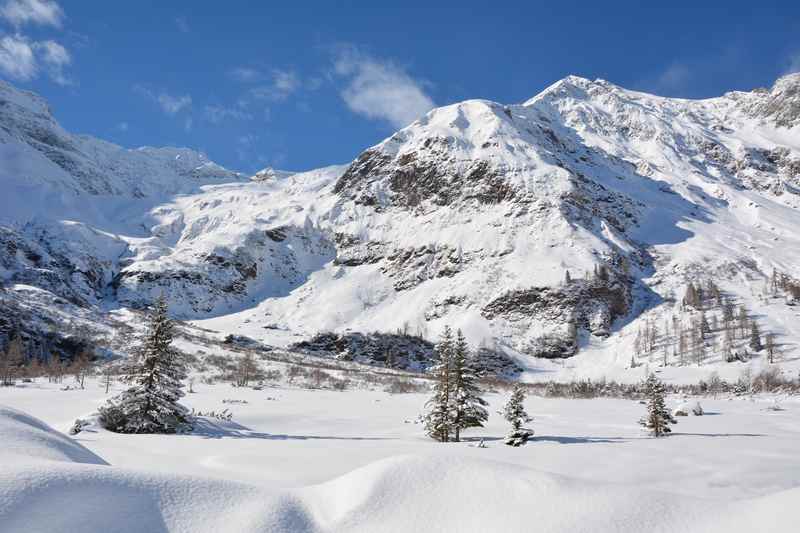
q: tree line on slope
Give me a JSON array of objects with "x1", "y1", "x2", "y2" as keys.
[{"x1": 632, "y1": 277, "x2": 788, "y2": 369}]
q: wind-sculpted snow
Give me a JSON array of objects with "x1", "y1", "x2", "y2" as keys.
[{"x1": 0, "y1": 405, "x2": 794, "y2": 533}]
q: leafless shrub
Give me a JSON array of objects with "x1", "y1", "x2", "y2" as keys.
[{"x1": 383, "y1": 377, "x2": 428, "y2": 394}]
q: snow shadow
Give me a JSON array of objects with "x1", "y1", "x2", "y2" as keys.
[
  {"x1": 670, "y1": 432, "x2": 765, "y2": 438},
  {"x1": 532, "y1": 435, "x2": 626, "y2": 444},
  {"x1": 189, "y1": 417, "x2": 394, "y2": 441}
]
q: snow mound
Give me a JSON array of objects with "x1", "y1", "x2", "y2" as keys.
[
  {"x1": 304, "y1": 454, "x2": 714, "y2": 532},
  {"x1": 0, "y1": 405, "x2": 794, "y2": 533},
  {"x1": 0, "y1": 405, "x2": 106, "y2": 465}
]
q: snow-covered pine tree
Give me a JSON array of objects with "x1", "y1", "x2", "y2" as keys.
[
  {"x1": 749, "y1": 322, "x2": 763, "y2": 352},
  {"x1": 700, "y1": 312, "x2": 711, "y2": 338},
  {"x1": 98, "y1": 296, "x2": 190, "y2": 434},
  {"x1": 639, "y1": 373, "x2": 676, "y2": 437},
  {"x1": 423, "y1": 326, "x2": 455, "y2": 442},
  {"x1": 451, "y1": 329, "x2": 488, "y2": 441},
  {"x1": 765, "y1": 333, "x2": 776, "y2": 363},
  {"x1": 683, "y1": 282, "x2": 698, "y2": 309},
  {"x1": 503, "y1": 383, "x2": 531, "y2": 431},
  {"x1": 503, "y1": 383, "x2": 534, "y2": 446}
]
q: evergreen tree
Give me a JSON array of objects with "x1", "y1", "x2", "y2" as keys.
[
  {"x1": 749, "y1": 322, "x2": 763, "y2": 352},
  {"x1": 722, "y1": 327, "x2": 734, "y2": 362},
  {"x1": 423, "y1": 326, "x2": 455, "y2": 442},
  {"x1": 683, "y1": 283, "x2": 699, "y2": 309},
  {"x1": 722, "y1": 298, "x2": 735, "y2": 328},
  {"x1": 503, "y1": 383, "x2": 532, "y2": 431},
  {"x1": 738, "y1": 306, "x2": 749, "y2": 339},
  {"x1": 700, "y1": 312, "x2": 711, "y2": 338},
  {"x1": 639, "y1": 373, "x2": 676, "y2": 437},
  {"x1": 98, "y1": 297, "x2": 190, "y2": 434},
  {"x1": 765, "y1": 333, "x2": 776, "y2": 363},
  {"x1": 564, "y1": 270, "x2": 572, "y2": 285},
  {"x1": 450, "y1": 329, "x2": 488, "y2": 441}
]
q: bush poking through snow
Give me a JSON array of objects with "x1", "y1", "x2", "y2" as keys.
[
  {"x1": 191, "y1": 408, "x2": 233, "y2": 421},
  {"x1": 69, "y1": 418, "x2": 91, "y2": 435},
  {"x1": 640, "y1": 373, "x2": 676, "y2": 437},
  {"x1": 673, "y1": 405, "x2": 689, "y2": 417},
  {"x1": 504, "y1": 429, "x2": 535, "y2": 447}
]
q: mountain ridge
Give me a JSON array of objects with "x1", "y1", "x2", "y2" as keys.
[{"x1": 1, "y1": 75, "x2": 798, "y2": 382}]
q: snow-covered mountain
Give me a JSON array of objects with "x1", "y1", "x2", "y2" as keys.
[{"x1": 1, "y1": 75, "x2": 799, "y2": 381}]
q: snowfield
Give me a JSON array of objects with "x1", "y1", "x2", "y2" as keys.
[{"x1": 1, "y1": 381, "x2": 798, "y2": 532}]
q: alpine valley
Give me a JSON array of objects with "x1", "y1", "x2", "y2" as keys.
[{"x1": 2, "y1": 73, "x2": 800, "y2": 383}]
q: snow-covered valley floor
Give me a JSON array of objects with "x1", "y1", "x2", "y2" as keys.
[{"x1": 1, "y1": 380, "x2": 797, "y2": 532}]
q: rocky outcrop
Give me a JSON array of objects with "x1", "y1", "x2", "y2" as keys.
[{"x1": 291, "y1": 331, "x2": 521, "y2": 377}]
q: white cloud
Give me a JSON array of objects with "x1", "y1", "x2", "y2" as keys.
[
  {"x1": 175, "y1": 16, "x2": 189, "y2": 34},
  {"x1": 203, "y1": 104, "x2": 253, "y2": 123},
  {"x1": 0, "y1": 33, "x2": 70, "y2": 83},
  {"x1": 33, "y1": 38, "x2": 70, "y2": 84},
  {"x1": 0, "y1": 0, "x2": 63, "y2": 28},
  {"x1": 785, "y1": 52, "x2": 800, "y2": 75},
  {"x1": 116, "y1": 121, "x2": 129, "y2": 132},
  {"x1": 229, "y1": 66, "x2": 261, "y2": 82},
  {"x1": 134, "y1": 85, "x2": 192, "y2": 115},
  {"x1": 250, "y1": 69, "x2": 300, "y2": 102},
  {"x1": 0, "y1": 33, "x2": 36, "y2": 80},
  {"x1": 0, "y1": 1, "x2": 73, "y2": 84},
  {"x1": 158, "y1": 93, "x2": 191, "y2": 114},
  {"x1": 333, "y1": 47, "x2": 435, "y2": 128}
]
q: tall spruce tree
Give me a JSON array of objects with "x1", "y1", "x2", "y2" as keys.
[
  {"x1": 451, "y1": 329, "x2": 488, "y2": 441},
  {"x1": 423, "y1": 326, "x2": 455, "y2": 442},
  {"x1": 640, "y1": 373, "x2": 676, "y2": 437},
  {"x1": 99, "y1": 297, "x2": 190, "y2": 434},
  {"x1": 503, "y1": 383, "x2": 532, "y2": 431},
  {"x1": 749, "y1": 322, "x2": 763, "y2": 352}
]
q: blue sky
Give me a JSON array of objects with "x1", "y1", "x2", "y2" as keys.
[{"x1": 1, "y1": 1, "x2": 799, "y2": 173}]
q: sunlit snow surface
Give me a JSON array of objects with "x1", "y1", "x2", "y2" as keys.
[{"x1": 1, "y1": 383, "x2": 797, "y2": 532}]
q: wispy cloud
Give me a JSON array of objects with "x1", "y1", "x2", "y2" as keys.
[
  {"x1": 650, "y1": 62, "x2": 691, "y2": 94},
  {"x1": 175, "y1": 16, "x2": 189, "y2": 34},
  {"x1": 784, "y1": 51, "x2": 800, "y2": 76},
  {"x1": 203, "y1": 104, "x2": 253, "y2": 123},
  {"x1": 34, "y1": 38, "x2": 70, "y2": 84},
  {"x1": 333, "y1": 46, "x2": 435, "y2": 128},
  {"x1": 0, "y1": 33, "x2": 71, "y2": 84},
  {"x1": 0, "y1": 34, "x2": 35, "y2": 80},
  {"x1": 134, "y1": 84, "x2": 192, "y2": 115},
  {"x1": 249, "y1": 69, "x2": 300, "y2": 102},
  {"x1": 0, "y1": 0, "x2": 63, "y2": 28},
  {"x1": 229, "y1": 66, "x2": 262, "y2": 83},
  {"x1": 0, "y1": 1, "x2": 72, "y2": 84}
]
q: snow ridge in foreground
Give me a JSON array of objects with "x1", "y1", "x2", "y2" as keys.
[{"x1": 0, "y1": 405, "x2": 793, "y2": 533}]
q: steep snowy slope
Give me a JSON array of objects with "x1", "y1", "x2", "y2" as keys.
[
  {"x1": 198, "y1": 74, "x2": 800, "y2": 378},
  {"x1": 1, "y1": 75, "x2": 799, "y2": 381}
]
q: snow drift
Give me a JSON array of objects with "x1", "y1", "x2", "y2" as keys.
[{"x1": 0, "y1": 405, "x2": 793, "y2": 533}]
